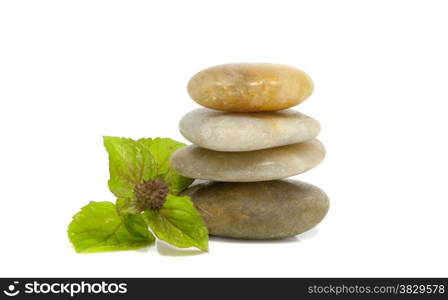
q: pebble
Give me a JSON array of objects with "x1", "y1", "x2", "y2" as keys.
[
  {"x1": 187, "y1": 63, "x2": 314, "y2": 112},
  {"x1": 170, "y1": 139, "x2": 325, "y2": 182},
  {"x1": 179, "y1": 108, "x2": 320, "y2": 152},
  {"x1": 181, "y1": 180, "x2": 329, "y2": 239}
]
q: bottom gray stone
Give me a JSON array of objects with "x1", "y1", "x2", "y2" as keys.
[{"x1": 181, "y1": 180, "x2": 329, "y2": 240}]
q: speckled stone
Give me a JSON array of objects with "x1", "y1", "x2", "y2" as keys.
[
  {"x1": 170, "y1": 139, "x2": 325, "y2": 182},
  {"x1": 179, "y1": 108, "x2": 321, "y2": 152},
  {"x1": 181, "y1": 180, "x2": 329, "y2": 239},
  {"x1": 187, "y1": 63, "x2": 314, "y2": 112}
]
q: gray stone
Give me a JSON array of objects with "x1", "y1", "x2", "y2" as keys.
[
  {"x1": 179, "y1": 108, "x2": 321, "y2": 152},
  {"x1": 181, "y1": 180, "x2": 329, "y2": 239},
  {"x1": 170, "y1": 139, "x2": 325, "y2": 182}
]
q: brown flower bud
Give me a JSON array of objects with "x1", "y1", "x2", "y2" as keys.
[{"x1": 133, "y1": 179, "x2": 169, "y2": 211}]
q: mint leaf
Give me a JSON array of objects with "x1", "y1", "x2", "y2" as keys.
[
  {"x1": 162, "y1": 168, "x2": 195, "y2": 196},
  {"x1": 145, "y1": 137, "x2": 194, "y2": 195},
  {"x1": 115, "y1": 197, "x2": 138, "y2": 215},
  {"x1": 145, "y1": 138, "x2": 183, "y2": 174},
  {"x1": 121, "y1": 214, "x2": 153, "y2": 242},
  {"x1": 68, "y1": 201, "x2": 155, "y2": 253},
  {"x1": 143, "y1": 195, "x2": 209, "y2": 251},
  {"x1": 103, "y1": 136, "x2": 156, "y2": 198},
  {"x1": 104, "y1": 136, "x2": 193, "y2": 198}
]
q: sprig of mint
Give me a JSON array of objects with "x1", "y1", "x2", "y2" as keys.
[{"x1": 67, "y1": 137, "x2": 209, "y2": 253}]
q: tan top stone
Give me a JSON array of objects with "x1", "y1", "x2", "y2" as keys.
[{"x1": 187, "y1": 63, "x2": 314, "y2": 112}]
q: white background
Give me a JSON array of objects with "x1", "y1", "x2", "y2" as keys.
[{"x1": 1, "y1": 0, "x2": 447, "y2": 277}]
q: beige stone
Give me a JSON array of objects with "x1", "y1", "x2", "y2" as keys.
[
  {"x1": 179, "y1": 108, "x2": 320, "y2": 152},
  {"x1": 170, "y1": 139, "x2": 325, "y2": 182},
  {"x1": 187, "y1": 63, "x2": 314, "y2": 112},
  {"x1": 181, "y1": 180, "x2": 329, "y2": 239}
]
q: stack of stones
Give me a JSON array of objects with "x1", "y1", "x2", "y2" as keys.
[{"x1": 170, "y1": 63, "x2": 329, "y2": 240}]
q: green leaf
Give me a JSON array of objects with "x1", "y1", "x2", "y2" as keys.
[
  {"x1": 144, "y1": 137, "x2": 194, "y2": 194},
  {"x1": 115, "y1": 197, "x2": 140, "y2": 215},
  {"x1": 104, "y1": 136, "x2": 193, "y2": 198},
  {"x1": 103, "y1": 136, "x2": 156, "y2": 198},
  {"x1": 68, "y1": 201, "x2": 155, "y2": 253},
  {"x1": 143, "y1": 195, "x2": 209, "y2": 251},
  {"x1": 162, "y1": 170, "x2": 195, "y2": 196},
  {"x1": 115, "y1": 197, "x2": 129, "y2": 213},
  {"x1": 145, "y1": 138, "x2": 183, "y2": 174}
]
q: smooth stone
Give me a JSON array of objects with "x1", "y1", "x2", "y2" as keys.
[
  {"x1": 170, "y1": 139, "x2": 325, "y2": 182},
  {"x1": 179, "y1": 108, "x2": 321, "y2": 152},
  {"x1": 181, "y1": 180, "x2": 329, "y2": 239},
  {"x1": 187, "y1": 63, "x2": 314, "y2": 112}
]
